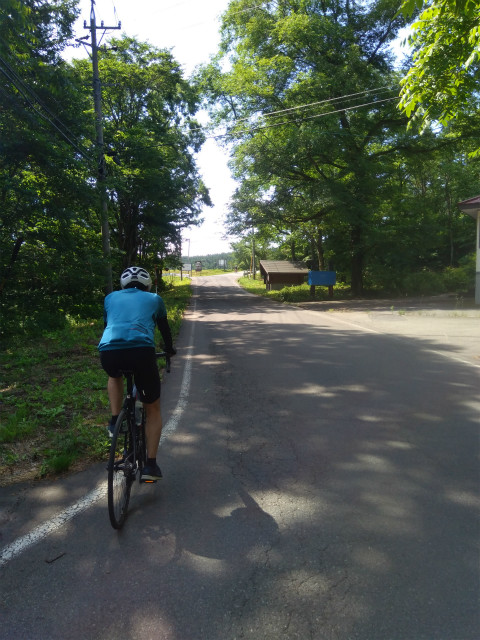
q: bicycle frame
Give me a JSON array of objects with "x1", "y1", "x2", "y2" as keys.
[{"x1": 107, "y1": 351, "x2": 171, "y2": 529}]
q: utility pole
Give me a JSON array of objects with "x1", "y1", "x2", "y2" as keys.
[
  {"x1": 81, "y1": 1, "x2": 121, "y2": 293},
  {"x1": 251, "y1": 226, "x2": 256, "y2": 279}
]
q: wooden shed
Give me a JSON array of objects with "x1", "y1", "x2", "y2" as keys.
[{"x1": 259, "y1": 260, "x2": 309, "y2": 290}]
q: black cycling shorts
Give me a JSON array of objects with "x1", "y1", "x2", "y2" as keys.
[{"x1": 100, "y1": 347, "x2": 161, "y2": 403}]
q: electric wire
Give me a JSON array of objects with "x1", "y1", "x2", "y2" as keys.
[
  {"x1": 0, "y1": 51, "x2": 93, "y2": 162},
  {"x1": 183, "y1": 86, "x2": 400, "y2": 139},
  {"x1": 213, "y1": 96, "x2": 400, "y2": 139},
  {"x1": 220, "y1": 86, "x2": 398, "y2": 128},
  {"x1": 0, "y1": 51, "x2": 86, "y2": 146},
  {"x1": 121, "y1": 91, "x2": 400, "y2": 155},
  {"x1": 159, "y1": 85, "x2": 399, "y2": 141},
  {"x1": 0, "y1": 3, "x2": 399, "y2": 160}
]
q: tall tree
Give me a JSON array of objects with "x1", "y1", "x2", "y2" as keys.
[
  {"x1": 204, "y1": 0, "x2": 411, "y2": 294},
  {"x1": 74, "y1": 36, "x2": 211, "y2": 272}
]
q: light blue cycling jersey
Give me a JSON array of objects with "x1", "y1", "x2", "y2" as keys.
[{"x1": 98, "y1": 288, "x2": 168, "y2": 351}]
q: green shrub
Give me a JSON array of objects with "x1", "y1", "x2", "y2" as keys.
[
  {"x1": 443, "y1": 255, "x2": 475, "y2": 294},
  {"x1": 443, "y1": 267, "x2": 471, "y2": 293},
  {"x1": 401, "y1": 270, "x2": 446, "y2": 296},
  {"x1": 277, "y1": 284, "x2": 329, "y2": 303}
]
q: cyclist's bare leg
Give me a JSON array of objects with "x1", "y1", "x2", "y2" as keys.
[
  {"x1": 107, "y1": 376, "x2": 124, "y2": 415},
  {"x1": 145, "y1": 398, "x2": 163, "y2": 458}
]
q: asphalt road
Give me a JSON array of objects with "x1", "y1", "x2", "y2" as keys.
[{"x1": 1, "y1": 273, "x2": 479, "y2": 639}]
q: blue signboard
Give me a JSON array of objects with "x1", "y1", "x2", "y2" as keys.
[{"x1": 308, "y1": 271, "x2": 336, "y2": 286}]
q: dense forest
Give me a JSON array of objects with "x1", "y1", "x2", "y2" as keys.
[{"x1": 1, "y1": 0, "x2": 479, "y2": 340}]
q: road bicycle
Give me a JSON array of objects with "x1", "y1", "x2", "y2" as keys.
[{"x1": 107, "y1": 352, "x2": 171, "y2": 529}]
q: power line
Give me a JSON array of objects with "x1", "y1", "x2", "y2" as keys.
[
  {"x1": 121, "y1": 93, "x2": 400, "y2": 154},
  {"x1": 219, "y1": 96, "x2": 400, "y2": 139},
  {"x1": 199, "y1": 88, "x2": 400, "y2": 139},
  {"x1": 0, "y1": 50, "x2": 78, "y2": 138},
  {"x1": 164, "y1": 86, "x2": 399, "y2": 141},
  {"x1": 223, "y1": 86, "x2": 398, "y2": 128},
  {"x1": 227, "y1": 2, "x2": 270, "y2": 16},
  {"x1": 0, "y1": 51, "x2": 92, "y2": 161}
]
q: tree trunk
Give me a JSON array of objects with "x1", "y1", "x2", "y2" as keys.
[
  {"x1": 350, "y1": 225, "x2": 364, "y2": 296},
  {"x1": 290, "y1": 239, "x2": 296, "y2": 262},
  {"x1": 0, "y1": 236, "x2": 24, "y2": 295},
  {"x1": 314, "y1": 228, "x2": 325, "y2": 270}
]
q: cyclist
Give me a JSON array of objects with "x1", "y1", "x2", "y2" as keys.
[{"x1": 98, "y1": 266, "x2": 176, "y2": 482}]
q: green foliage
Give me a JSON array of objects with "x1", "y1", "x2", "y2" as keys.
[
  {"x1": 441, "y1": 254, "x2": 476, "y2": 293},
  {"x1": 399, "y1": 0, "x2": 480, "y2": 137},
  {"x1": 0, "y1": 1, "x2": 105, "y2": 339},
  {"x1": 0, "y1": 317, "x2": 107, "y2": 480},
  {"x1": 200, "y1": 0, "x2": 479, "y2": 296},
  {"x1": 161, "y1": 278, "x2": 192, "y2": 338},
  {"x1": 0, "y1": 8, "x2": 210, "y2": 343},
  {"x1": 40, "y1": 417, "x2": 105, "y2": 476},
  {"x1": 239, "y1": 254, "x2": 475, "y2": 300},
  {"x1": 0, "y1": 407, "x2": 37, "y2": 444},
  {"x1": 0, "y1": 0, "x2": 478, "y2": 348},
  {"x1": 401, "y1": 270, "x2": 446, "y2": 295}
]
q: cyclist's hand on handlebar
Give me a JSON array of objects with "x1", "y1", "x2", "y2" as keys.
[{"x1": 165, "y1": 346, "x2": 177, "y2": 356}]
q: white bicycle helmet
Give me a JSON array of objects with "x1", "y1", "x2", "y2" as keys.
[{"x1": 120, "y1": 266, "x2": 152, "y2": 290}]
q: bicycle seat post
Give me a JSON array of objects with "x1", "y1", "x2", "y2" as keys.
[{"x1": 121, "y1": 370, "x2": 135, "y2": 400}]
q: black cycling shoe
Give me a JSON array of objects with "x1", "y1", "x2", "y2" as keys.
[
  {"x1": 140, "y1": 462, "x2": 162, "y2": 483},
  {"x1": 107, "y1": 419, "x2": 127, "y2": 438}
]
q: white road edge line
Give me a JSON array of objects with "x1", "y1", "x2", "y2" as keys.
[
  {"x1": 0, "y1": 299, "x2": 197, "y2": 568},
  {"x1": 161, "y1": 298, "x2": 196, "y2": 440}
]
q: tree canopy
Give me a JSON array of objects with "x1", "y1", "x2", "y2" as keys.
[
  {"x1": 398, "y1": 0, "x2": 480, "y2": 131},
  {"x1": 200, "y1": 0, "x2": 477, "y2": 294},
  {"x1": 203, "y1": 0, "x2": 422, "y2": 293}
]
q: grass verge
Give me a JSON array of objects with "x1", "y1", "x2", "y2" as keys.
[
  {"x1": 0, "y1": 278, "x2": 192, "y2": 485},
  {"x1": 238, "y1": 276, "x2": 351, "y2": 302}
]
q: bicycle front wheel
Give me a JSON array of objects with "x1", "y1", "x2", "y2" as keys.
[{"x1": 107, "y1": 409, "x2": 134, "y2": 529}]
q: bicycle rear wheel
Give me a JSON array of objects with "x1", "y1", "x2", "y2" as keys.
[{"x1": 107, "y1": 409, "x2": 134, "y2": 529}]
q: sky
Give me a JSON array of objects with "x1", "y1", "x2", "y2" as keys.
[{"x1": 68, "y1": 0, "x2": 236, "y2": 256}]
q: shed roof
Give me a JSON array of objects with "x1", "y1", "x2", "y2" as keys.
[
  {"x1": 259, "y1": 260, "x2": 309, "y2": 275},
  {"x1": 458, "y1": 195, "x2": 480, "y2": 219}
]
